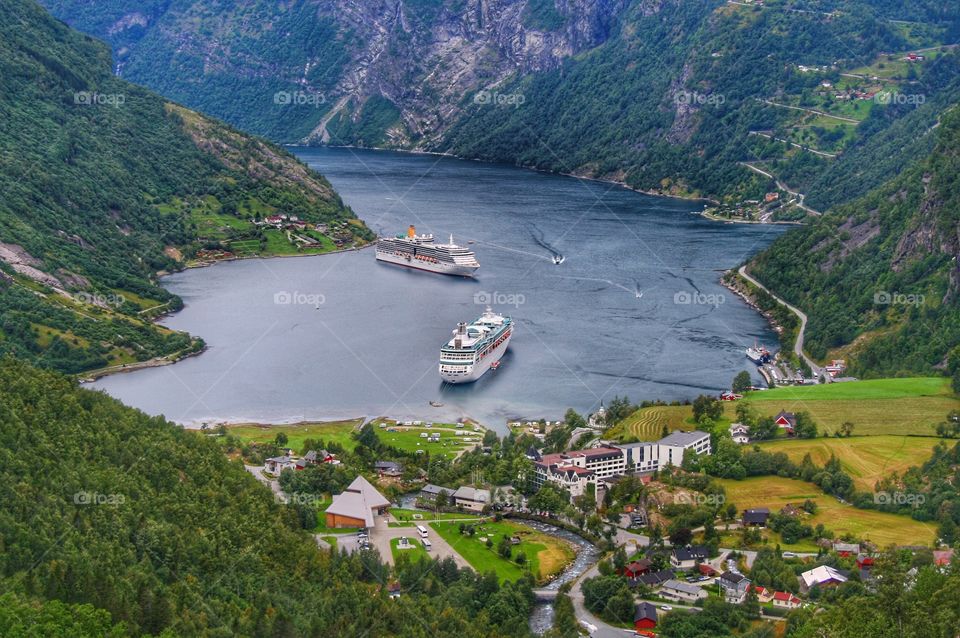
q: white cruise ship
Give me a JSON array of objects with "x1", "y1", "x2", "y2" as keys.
[
  {"x1": 376, "y1": 225, "x2": 479, "y2": 277},
  {"x1": 439, "y1": 307, "x2": 512, "y2": 383}
]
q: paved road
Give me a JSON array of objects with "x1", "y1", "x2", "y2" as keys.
[
  {"x1": 737, "y1": 265, "x2": 823, "y2": 379},
  {"x1": 369, "y1": 516, "x2": 471, "y2": 568},
  {"x1": 740, "y1": 162, "x2": 821, "y2": 216},
  {"x1": 244, "y1": 465, "x2": 287, "y2": 503},
  {"x1": 746, "y1": 131, "x2": 838, "y2": 158}
]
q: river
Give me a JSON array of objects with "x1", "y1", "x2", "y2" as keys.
[{"x1": 92, "y1": 147, "x2": 785, "y2": 431}]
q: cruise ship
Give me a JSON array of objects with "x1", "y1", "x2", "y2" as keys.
[
  {"x1": 376, "y1": 225, "x2": 479, "y2": 277},
  {"x1": 439, "y1": 307, "x2": 513, "y2": 383}
]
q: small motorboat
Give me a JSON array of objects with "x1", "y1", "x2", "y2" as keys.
[
  {"x1": 429, "y1": 400, "x2": 444, "y2": 407},
  {"x1": 552, "y1": 255, "x2": 565, "y2": 265},
  {"x1": 490, "y1": 360, "x2": 501, "y2": 370}
]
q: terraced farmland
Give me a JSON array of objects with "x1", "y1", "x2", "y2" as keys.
[{"x1": 606, "y1": 404, "x2": 701, "y2": 441}]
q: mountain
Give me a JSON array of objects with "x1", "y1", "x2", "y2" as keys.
[
  {"x1": 746, "y1": 105, "x2": 960, "y2": 378},
  {"x1": 37, "y1": 0, "x2": 960, "y2": 205},
  {"x1": 0, "y1": 0, "x2": 372, "y2": 375},
  {"x1": 0, "y1": 356, "x2": 536, "y2": 637}
]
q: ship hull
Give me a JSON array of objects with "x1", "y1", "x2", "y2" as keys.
[
  {"x1": 376, "y1": 249, "x2": 478, "y2": 277},
  {"x1": 439, "y1": 331, "x2": 512, "y2": 384}
]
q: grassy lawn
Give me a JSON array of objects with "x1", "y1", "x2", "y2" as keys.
[
  {"x1": 716, "y1": 476, "x2": 937, "y2": 548},
  {"x1": 756, "y1": 436, "x2": 946, "y2": 491},
  {"x1": 746, "y1": 377, "x2": 951, "y2": 401},
  {"x1": 741, "y1": 377, "x2": 958, "y2": 436},
  {"x1": 377, "y1": 425, "x2": 478, "y2": 459},
  {"x1": 391, "y1": 537, "x2": 431, "y2": 563},
  {"x1": 391, "y1": 508, "x2": 480, "y2": 523},
  {"x1": 224, "y1": 419, "x2": 362, "y2": 452},
  {"x1": 320, "y1": 535, "x2": 338, "y2": 549},
  {"x1": 430, "y1": 520, "x2": 575, "y2": 584}
]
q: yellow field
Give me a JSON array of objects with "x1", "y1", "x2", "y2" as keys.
[
  {"x1": 717, "y1": 476, "x2": 937, "y2": 548},
  {"x1": 757, "y1": 436, "x2": 946, "y2": 491}
]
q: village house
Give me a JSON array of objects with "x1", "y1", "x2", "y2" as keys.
[
  {"x1": 671, "y1": 546, "x2": 710, "y2": 571},
  {"x1": 729, "y1": 422, "x2": 750, "y2": 444},
  {"x1": 772, "y1": 591, "x2": 802, "y2": 609},
  {"x1": 637, "y1": 569, "x2": 675, "y2": 588},
  {"x1": 719, "y1": 571, "x2": 751, "y2": 604},
  {"x1": 325, "y1": 475, "x2": 391, "y2": 529},
  {"x1": 374, "y1": 461, "x2": 403, "y2": 477},
  {"x1": 774, "y1": 411, "x2": 797, "y2": 435},
  {"x1": 833, "y1": 542, "x2": 860, "y2": 557},
  {"x1": 659, "y1": 579, "x2": 708, "y2": 604},
  {"x1": 751, "y1": 585, "x2": 773, "y2": 603},
  {"x1": 933, "y1": 549, "x2": 954, "y2": 567},
  {"x1": 742, "y1": 508, "x2": 770, "y2": 527},
  {"x1": 633, "y1": 602, "x2": 658, "y2": 632},
  {"x1": 799, "y1": 565, "x2": 848, "y2": 593},
  {"x1": 264, "y1": 456, "x2": 297, "y2": 474},
  {"x1": 305, "y1": 449, "x2": 336, "y2": 465},
  {"x1": 453, "y1": 486, "x2": 491, "y2": 512},
  {"x1": 623, "y1": 559, "x2": 653, "y2": 581},
  {"x1": 420, "y1": 484, "x2": 455, "y2": 502}
]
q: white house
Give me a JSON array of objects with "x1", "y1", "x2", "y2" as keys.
[
  {"x1": 264, "y1": 456, "x2": 297, "y2": 474},
  {"x1": 799, "y1": 565, "x2": 848, "y2": 593},
  {"x1": 729, "y1": 423, "x2": 750, "y2": 444},
  {"x1": 659, "y1": 579, "x2": 708, "y2": 603}
]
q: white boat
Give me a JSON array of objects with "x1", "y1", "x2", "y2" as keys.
[
  {"x1": 439, "y1": 307, "x2": 512, "y2": 384},
  {"x1": 375, "y1": 225, "x2": 479, "y2": 277}
]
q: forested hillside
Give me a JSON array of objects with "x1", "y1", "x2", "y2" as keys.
[
  {"x1": 0, "y1": 0, "x2": 372, "y2": 375},
  {"x1": 38, "y1": 0, "x2": 960, "y2": 208},
  {"x1": 0, "y1": 357, "x2": 535, "y2": 637},
  {"x1": 747, "y1": 106, "x2": 960, "y2": 378}
]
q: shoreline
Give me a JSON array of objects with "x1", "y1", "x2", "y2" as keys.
[
  {"x1": 84, "y1": 244, "x2": 372, "y2": 383},
  {"x1": 297, "y1": 143, "x2": 720, "y2": 207},
  {"x1": 171, "y1": 240, "x2": 374, "y2": 274},
  {"x1": 700, "y1": 210, "x2": 804, "y2": 226}
]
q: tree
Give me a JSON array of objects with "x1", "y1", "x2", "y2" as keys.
[
  {"x1": 669, "y1": 527, "x2": 693, "y2": 546},
  {"x1": 693, "y1": 394, "x2": 723, "y2": 422},
  {"x1": 543, "y1": 592, "x2": 579, "y2": 638},
  {"x1": 515, "y1": 551, "x2": 527, "y2": 565},
  {"x1": 732, "y1": 370, "x2": 752, "y2": 394},
  {"x1": 793, "y1": 411, "x2": 818, "y2": 439},
  {"x1": 274, "y1": 432, "x2": 288, "y2": 447},
  {"x1": 838, "y1": 421, "x2": 855, "y2": 437},
  {"x1": 563, "y1": 408, "x2": 586, "y2": 430},
  {"x1": 497, "y1": 536, "x2": 512, "y2": 559}
]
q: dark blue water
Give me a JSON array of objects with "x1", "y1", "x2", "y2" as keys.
[{"x1": 92, "y1": 147, "x2": 785, "y2": 431}]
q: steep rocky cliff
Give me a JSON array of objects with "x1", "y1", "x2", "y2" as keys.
[{"x1": 44, "y1": 0, "x2": 628, "y2": 145}]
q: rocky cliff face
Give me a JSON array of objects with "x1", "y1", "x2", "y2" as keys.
[
  {"x1": 41, "y1": 0, "x2": 628, "y2": 144},
  {"x1": 315, "y1": 0, "x2": 627, "y2": 145}
]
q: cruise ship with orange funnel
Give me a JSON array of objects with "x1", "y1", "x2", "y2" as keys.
[{"x1": 375, "y1": 225, "x2": 479, "y2": 277}]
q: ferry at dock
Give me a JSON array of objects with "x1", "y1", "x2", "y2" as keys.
[
  {"x1": 746, "y1": 343, "x2": 772, "y2": 365},
  {"x1": 375, "y1": 225, "x2": 479, "y2": 277},
  {"x1": 439, "y1": 307, "x2": 512, "y2": 383}
]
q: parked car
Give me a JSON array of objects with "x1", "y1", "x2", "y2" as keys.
[{"x1": 660, "y1": 605, "x2": 673, "y2": 611}]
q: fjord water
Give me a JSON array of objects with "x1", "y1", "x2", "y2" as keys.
[{"x1": 93, "y1": 148, "x2": 785, "y2": 431}]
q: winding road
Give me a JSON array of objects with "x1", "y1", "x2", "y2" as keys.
[{"x1": 737, "y1": 266, "x2": 822, "y2": 378}]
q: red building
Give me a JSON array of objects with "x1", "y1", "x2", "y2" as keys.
[{"x1": 634, "y1": 602, "x2": 658, "y2": 631}]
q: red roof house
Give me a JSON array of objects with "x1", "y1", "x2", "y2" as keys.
[
  {"x1": 772, "y1": 591, "x2": 802, "y2": 609},
  {"x1": 774, "y1": 411, "x2": 797, "y2": 434}
]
